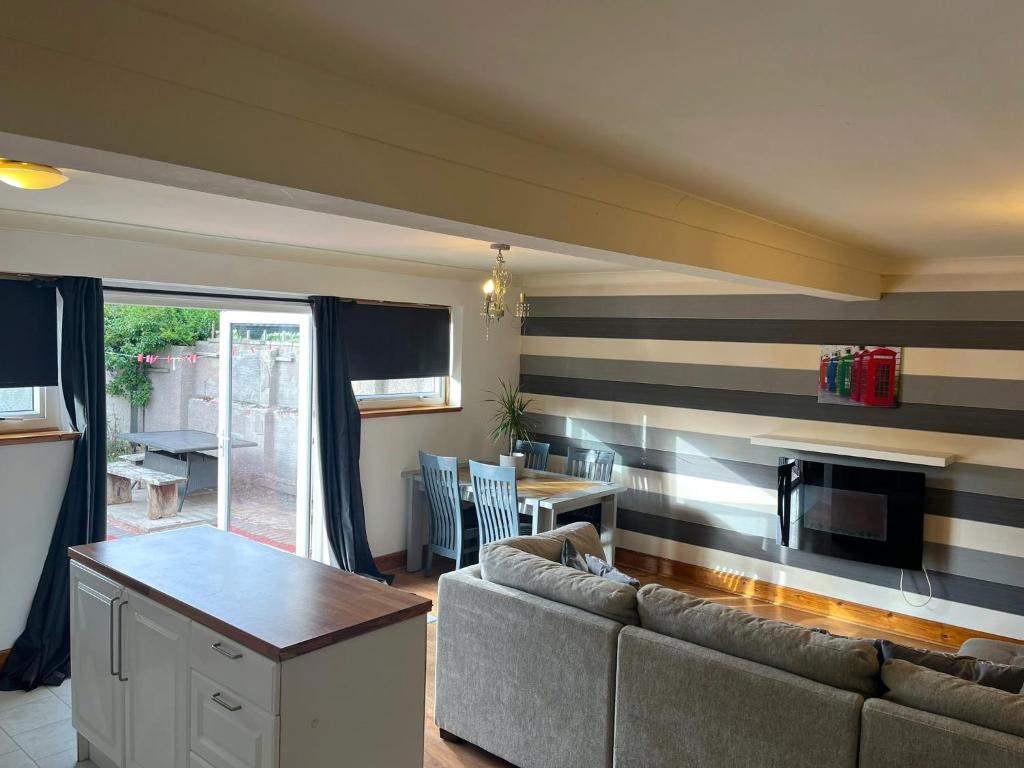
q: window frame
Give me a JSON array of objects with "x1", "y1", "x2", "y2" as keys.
[
  {"x1": 0, "y1": 385, "x2": 64, "y2": 433},
  {"x1": 354, "y1": 375, "x2": 450, "y2": 412}
]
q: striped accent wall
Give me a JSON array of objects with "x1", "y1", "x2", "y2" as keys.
[{"x1": 519, "y1": 287, "x2": 1024, "y2": 639}]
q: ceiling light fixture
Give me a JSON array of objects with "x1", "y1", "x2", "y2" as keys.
[
  {"x1": 481, "y1": 244, "x2": 529, "y2": 339},
  {"x1": 0, "y1": 159, "x2": 69, "y2": 190}
]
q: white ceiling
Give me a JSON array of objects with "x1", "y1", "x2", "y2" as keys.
[
  {"x1": 0, "y1": 170, "x2": 622, "y2": 276},
  {"x1": 128, "y1": 0, "x2": 1024, "y2": 261}
]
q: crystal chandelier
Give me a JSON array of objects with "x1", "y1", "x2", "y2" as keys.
[{"x1": 481, "y1": 244, "x2": 529, "y2": 339}]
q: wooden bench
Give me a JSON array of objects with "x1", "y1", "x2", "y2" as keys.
[
  {"x1": 119, "y1": 452, "x2": 146, "y2": 464},
  {"x1": 106, "y1": 462, "x2": 187, "y2": 520}
]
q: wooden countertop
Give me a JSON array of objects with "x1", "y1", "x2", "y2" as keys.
[{"x1": 69, "y1": 526, "x2": 431, "y2": 661}]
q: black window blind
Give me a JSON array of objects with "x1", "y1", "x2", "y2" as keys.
[
  {"x1": 0, "y1": 280, "x2": 58, "y2": 388},
  {"x1": 343, "y1": 303, "x2": 450, "y2": 381}
]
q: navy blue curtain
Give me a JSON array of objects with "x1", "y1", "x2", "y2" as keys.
[
  {"x1": 310, "y1": 297, "x2": 390, "y2": 583},
  {"x1": 0, "y1": 277, "x2": 106, "y2": 691}
]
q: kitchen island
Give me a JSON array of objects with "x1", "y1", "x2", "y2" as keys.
[{"x1": 69, "y1": 525, "x2": 431, "y2": 768}]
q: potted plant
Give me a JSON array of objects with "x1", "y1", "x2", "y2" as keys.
[{"x1": 487, "y1": 379, "x2": 534, "y2": 477}]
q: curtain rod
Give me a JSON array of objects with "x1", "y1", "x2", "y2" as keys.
[{"x1": 103, "y1": 285, "x2": 450, "y2": 311}]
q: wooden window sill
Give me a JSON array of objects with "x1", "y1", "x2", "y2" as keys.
[
  {"x1": 360, "y1": 405, "x2": 462, "y2": 419},
  {"x1": 0, "y1": 428, "x2": 81, "y2": 447}
]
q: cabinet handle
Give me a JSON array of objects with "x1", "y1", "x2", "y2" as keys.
[
  {"x1": 117, "y1": 599, "x2": 128, "y2": 682},
  {"x1": 211, "y1": 692, "x2": 242, "y2": 712},
  {"x1": 108, "y1": 597, "x2": 118, "y2": 677},
  {"x1": 211, "y1": 641, "x2": 242, "y2": 660}
]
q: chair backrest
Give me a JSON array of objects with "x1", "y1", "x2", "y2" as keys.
[
  {"x1": 565, "y1": 446, "x2": 616, "y2": 482},
  {"x1": 419, "y1": 451, "x2": 465, "y2": 551},
  {"x1": 514, "y1": 440, "x2": 551, "y2": 471},
  {"x1": 469, "y1": 460, "x2": 520, "y2": 548}
]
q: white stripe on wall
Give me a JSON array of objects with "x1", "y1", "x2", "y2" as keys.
[
  {"x1": 520, "y1": 336, "x2": 1024, "y2": 381},
  {"x1": 618, "y1": 529, "x2": 1024, "y2": 639},
  {"x1": 529, "y1": 394, "x2": 1024, "y2": 470},
  {"x1": 924, "y1": 516, "x2": 1024, "y2": 559}
]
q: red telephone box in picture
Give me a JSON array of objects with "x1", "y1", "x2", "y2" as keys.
[
  {"x1": 850, "y1": 347, "x2": 866, "y2": 402},
  {"x1": 861, "y1": 347, "x2": 898, "y2": 407}
]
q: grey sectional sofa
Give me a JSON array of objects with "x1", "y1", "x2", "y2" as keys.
[{"x1": 434, "y1": 523, "x2": 1024, "y2": 768}]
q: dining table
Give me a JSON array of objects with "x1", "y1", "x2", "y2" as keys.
[{"x1": 402, "y1": 462, "x2": 627, "y2": 571}]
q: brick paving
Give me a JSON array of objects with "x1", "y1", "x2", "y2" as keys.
[{"x1": 106, "y1": 486, "x2": 296, "y2": 553}]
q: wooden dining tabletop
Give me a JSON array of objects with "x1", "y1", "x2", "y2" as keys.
[
  {"x1": 463, "y1": 466, "x2": 606, "y2": 497},
  {"x1": 403, "y1": 464, "x2": 624, "y2": 506}
]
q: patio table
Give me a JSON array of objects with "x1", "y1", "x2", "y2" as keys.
[{"x1": 119, "y1": 430, "x2": 257, "y2": 513}]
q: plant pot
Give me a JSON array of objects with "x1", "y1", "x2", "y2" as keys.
[{"x1": 499, "y1": 452, "x2": 526, "y2": 477}]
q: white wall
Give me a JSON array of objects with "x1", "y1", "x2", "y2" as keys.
[
  {"x1": 0, "y1": 226, "x2": 520, "y2": 646},
  {"x1": 0, "y1": 441, "x2": 74, "y2": 648}
]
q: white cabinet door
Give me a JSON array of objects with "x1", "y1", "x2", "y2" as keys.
[
  {"x1": 70, "y1": 561, "x2": 125, "y2": 767},
  {"x1": 124, "y1": 590, "x2": 190, "y2": 768}
]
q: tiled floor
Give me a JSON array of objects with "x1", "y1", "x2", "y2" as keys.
[{"x1": 0, "y1": 681, "x2": 86, "y2": 768}]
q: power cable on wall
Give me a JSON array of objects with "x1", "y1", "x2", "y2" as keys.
[{"x1": 899, "y1": 565, "x2": 933, "y2": 608}]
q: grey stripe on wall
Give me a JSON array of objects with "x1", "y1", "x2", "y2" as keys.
[
  {"x1": 617, "y1": 484, "x2": 1024, "y2": 586},
  {"x1": 521, "y1": 374, "x2": 1024, "y2": 440},
  {"x1": 925, "y1": 543, "x2": 1024, "y2": 591},
  {"x1": 521, "y1": 354, "x2": 1024, "y2": 411},
  {"x1": 528, "y1": 291, "x2": 1024, "y2": 322},
  {"x1": 523, "y1": 317, "x2": 1024, "y2": 349},
  {"x1": 617, "y1": 509, "x2": 1024, "y2": 617}
]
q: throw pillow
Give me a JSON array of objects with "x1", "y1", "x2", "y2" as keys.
[
  {"x1": 882, "y1": 659, "x2": 1024, "y2": 738},
  {"x1": 874, "y1": 639, "x2": 1024, "y2": 694},
  {"x1": 584, "y1": 554, "x2": 641, "y2": 588},
  {"x1": 560, "y1": 538, "x2": 590, "y2": 572}
]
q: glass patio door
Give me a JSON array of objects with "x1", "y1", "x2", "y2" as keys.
[{"x1": 217, "y1": 311, "x2": 313, "y2": 555}]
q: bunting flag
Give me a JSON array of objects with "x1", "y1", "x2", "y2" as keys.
[{"x1": 134, "y1": 352, "x2": 200, "y2": 364}]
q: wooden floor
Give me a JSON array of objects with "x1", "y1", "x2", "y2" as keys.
[{"x1": 392, "y1": 560, "x2": 956, "y2": 768}]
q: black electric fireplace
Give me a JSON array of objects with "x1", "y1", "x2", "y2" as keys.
[{"x1": 777, "y1": 457, "x2": 925, "y2": 569}]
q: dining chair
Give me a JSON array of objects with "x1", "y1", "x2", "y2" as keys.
[
  {"x1": 565, "y1": 446, "x2": 616, "y2": 482},
  {"x1": 469, "y1": 460, "x2": 532, "y2": 548},
  {"x1": 514, "y1": 440, "x2": 551, "y2": 471},
  {"x1": 560, "y1": 447, "x2": 616, "y2": 531},
  {"x1": 420, "y1": 451, "x2": 478, "y2": 574}
]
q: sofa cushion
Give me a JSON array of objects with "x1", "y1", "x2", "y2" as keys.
[
  {"x1": 637, "y1": 584, "x2": 880, "y2": 696},
  {"x1": 882, "y1": 659, "x2": 1024, "y2": 738},
  {"x1": 483, "y1": 521, "x2": 607, "y2": 563},
  {"x1": 481, "y1": 544, "x2": 639, "y2": 625},
  {"x1": 875, "y1": 639, "x2": 1024, "y2": 694},
  {"x1": 959, "y1": 638, "x2": 1024, "y2": 669}
]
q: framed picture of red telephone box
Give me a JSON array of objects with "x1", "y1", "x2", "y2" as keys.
[{"x1": 818, "y1": 345, "x2": 902, "y2": 408}]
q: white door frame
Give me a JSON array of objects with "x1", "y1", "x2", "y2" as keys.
[{"x1": 217, "y1": 310, "x2": 313, "y2": 556}]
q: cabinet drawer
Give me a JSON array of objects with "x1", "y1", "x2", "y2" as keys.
[
  {"x1": 190, "y1": 671, "x2": 278, "y2": 768},
  {"x1": 190, "y1": 623, "x2": 279, "y2": 714}
]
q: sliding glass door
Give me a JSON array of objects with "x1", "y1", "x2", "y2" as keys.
[{"x1": 217, "y1": 311, "x2": 313, "y2": 554}]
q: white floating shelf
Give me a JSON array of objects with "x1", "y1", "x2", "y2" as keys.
[{"x1": 750, "y1": 434, "x2": 957, "y2": 468}]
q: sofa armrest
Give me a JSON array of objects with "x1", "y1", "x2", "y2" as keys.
[
  {"x1": 614, "y1": 627, "x2": 862, "y2": 768},
  {"x1": 860, "y1": 698, "x2": 1024, "y2": 768},
  {"x1": 435, "y1": 568, "x2": 622, "y2": 768}
]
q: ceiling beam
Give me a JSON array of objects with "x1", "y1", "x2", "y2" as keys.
[{"x1": 0, "y1": 0, "x2": 885, "y2": 299}]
